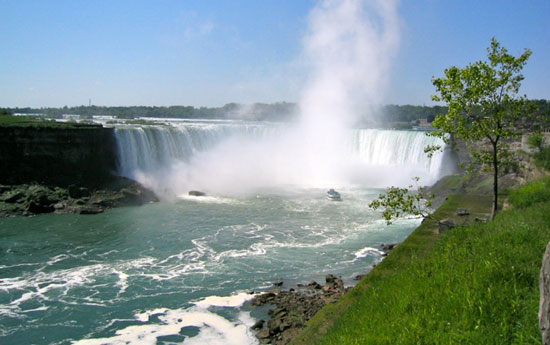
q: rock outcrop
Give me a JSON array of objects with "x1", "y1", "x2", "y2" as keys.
[
  {"x1": 0, "y1": 177, "x2": 158, "y2": 217},
  {"x1": 251, "y1": 274, "x2": 349, "y2": 345},
  {"x1": 0, "y1": 125, "x2": 118, "y2": 187}
]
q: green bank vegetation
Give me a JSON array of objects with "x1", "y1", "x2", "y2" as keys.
[
  {"x1": 0, "y1": 115, "x2": 101, "y2": 129},
  {"x1": 430, "y1": 38, "x2": 536, "y2": 220},
  {"x1": 291, "y1": 178, "x2": 550, "y2": 345},
  {"x1": 527, "y1": 132, "x2": 550, "y2": 171},
  {"x1": 4, "y1": 101, "x2": 550, "y2": 128}
]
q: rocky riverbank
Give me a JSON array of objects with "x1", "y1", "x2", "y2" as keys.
[
  {"x1": 0, "y1": 177, "x2": 158, "y2": 217},
  {"x1": 250, "y1": 244, "x2": 398, "y2": 345}
]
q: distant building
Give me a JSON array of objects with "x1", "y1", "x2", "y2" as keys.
[{"x1": 62, "y1": 114, "x2": 81, "y2": 121}]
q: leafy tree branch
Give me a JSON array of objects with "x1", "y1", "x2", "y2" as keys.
[{"x1": 369, "y1": 178, "x2": 435, "y2": 225}]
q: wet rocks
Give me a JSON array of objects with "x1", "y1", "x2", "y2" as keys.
[
  {"x1": 0, "y1": 177, "x2": 158, "y2": 217},
  {"x1": 68, "y1": 185, "x2": 91, "y2": 199},
  {"x1": 272, "y1": 279, "x2": 284, "y2": 287},
  {"x1": 251, "y1": 274, "x2": 349, "y2": 345},
  {"x1": 251, "y1": 319, "x2": 265, "y2": 330},
  {"x1": 381, "y1": 243, "x2": 399, "y2": 256}
]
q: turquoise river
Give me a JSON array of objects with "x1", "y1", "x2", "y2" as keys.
[{"x1": 0, "y1": 120, "x2": 446, "y2": 344}]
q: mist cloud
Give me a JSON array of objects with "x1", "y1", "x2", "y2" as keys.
[{"x1": 126, "y1": 0, "x2": 409, "y2": 197}]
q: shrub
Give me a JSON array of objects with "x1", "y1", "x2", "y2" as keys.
[
  {"x1": 527, "y1": 132, "x2": 545, "y2": 152},
  {"x1": 534, "y1": 147, "x2": 550, "y2": 170}
]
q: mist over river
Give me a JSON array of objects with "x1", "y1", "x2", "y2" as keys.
[{"x1": 0, "y1": 119, "x2": 446, "y2": 344}]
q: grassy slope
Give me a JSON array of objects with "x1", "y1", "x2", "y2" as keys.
[{"x1": 291, "y1": 186, "x2": 549, "y2": 344}]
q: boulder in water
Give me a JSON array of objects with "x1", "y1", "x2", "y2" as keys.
[{"x1": 189, "y1": 190, "x2": 206, "y2": 197}]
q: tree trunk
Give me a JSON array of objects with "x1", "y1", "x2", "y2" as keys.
[{"x1": 491, "y1": 141, "x2": 498, "y2": 220}]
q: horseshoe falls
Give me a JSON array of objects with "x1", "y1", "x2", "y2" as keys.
[
  {"x1": 114, "y1": 120, "x2": 446, "y2": 199},
  {"x1": 0, "y1": 120, "x2": 450, "y2": 345}
]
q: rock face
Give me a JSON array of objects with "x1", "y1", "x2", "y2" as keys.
[
  {"x1": 251, "y1": 274, "x2": 349, "y2": 345},
  {"x1": 0, "y1": 124, "x2": 161, "y2": 216},
  {"x1": 0, "y1": 125, "x2": 118, "y2": 187},
  {"x1": 540, "y1": 241, "x2": 550, "y2": 345}
]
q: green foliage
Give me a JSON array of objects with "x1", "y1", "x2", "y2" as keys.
[
  {"x1": 369, "y1": 178, "x2": 434, "y2": 225},
  {"x1": 509, "y1": 176, "x2": 550, "y2": 208},
  {"x1": 527, "y1": 132, "x2": 546, "y2": 152},
  {"x1": 378, "y1": 104, "x2": 448, "y2": 123},
  {"x1": 0, "y1": 115, "x2": 100, "y2": 129},
  {"x1": 534, "y1": 147, "x2": 550, "y2": 170},
  {"x1": 292, "y1": 193, "x2": 549, "y2": 345},
  {"x1": 431, "y1": 38, "x2": 534, "y2": 218},
  {"x1": 5, "y1": 102, "x2": 299, "y2": 121}
]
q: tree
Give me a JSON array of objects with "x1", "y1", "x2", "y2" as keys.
[
  {"x1": 430, "y1": 38, "x2": 533, "y2": 219},
  {"x1": 369, "y1": 177, "x2": 435, "y2": 225}
]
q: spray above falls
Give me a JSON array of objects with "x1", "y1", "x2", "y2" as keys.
[
  {"x1": 113, "y1": 0, "x2": 446, "y2": 197},
  {"x1": 295, "y1": 0, "x2": 401, "y2": 186},
  {"x1": 299, "y1": 0, "x2": 400, "y2": 130}
]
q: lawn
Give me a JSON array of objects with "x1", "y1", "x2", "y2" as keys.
[{"x1": 291, "y1": 180, "x2": 549, "y2": 344}]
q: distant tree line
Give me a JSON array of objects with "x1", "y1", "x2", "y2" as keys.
[
  {"x1": 380, "y1": 104, "x2": 448, "y2": 123},
  {"x1": 0, "y1": 102, "x2": 298, "y2": 122},
  {"x1": 2, "y1": 100, "x2": 549, "y2": 125}
]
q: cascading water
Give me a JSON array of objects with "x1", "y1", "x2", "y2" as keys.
[
  {"x1": 113, "y1": 120, "x2": 447, "y2": 198},
  {"x1": 350, "y1": 129, "x2": 445, "y2": 184},
  {"x1": 114, "y1": 122, "x2": 281, "y2": 178},
  {"x1": 0, "y1": 1, "x2": 456, "y2": 344}
]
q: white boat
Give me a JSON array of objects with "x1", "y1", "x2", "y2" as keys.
[{"x1": 326, "y1": 189, "x2": 342, "y2": 201}]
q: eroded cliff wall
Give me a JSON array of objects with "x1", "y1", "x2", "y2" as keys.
[{"x1": 0, "y1": 126, "x2": 118, "y2": 187}]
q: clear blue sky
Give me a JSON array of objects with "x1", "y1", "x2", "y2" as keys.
[{"x1": 0, "y1": 0, "x2": 548, "y2": 108}]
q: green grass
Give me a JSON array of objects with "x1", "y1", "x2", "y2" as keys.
[
  {"x1": 533, "y1": 147, "x2": 550, "y2": 170},
  {"x1": 291, "y1": 185, "x2": 549, "y2": 345},
  {"x1": 509, "y1": 177, "x2": 550, "y2": 209},
  {"x1": 0, "y1": 115, "x2": 101, "y2": 129}
]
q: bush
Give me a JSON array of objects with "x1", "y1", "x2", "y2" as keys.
[
  {"x1": 509, "y1": 176, "x2": 550, "y2": 208},
  {"x1": 527, "y1": 132, "x2": 545, "y2": 152},
  {"x1": 534, "y1": 147, "x2": 550, "y2": 170}
]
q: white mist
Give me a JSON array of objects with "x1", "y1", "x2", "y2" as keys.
[{"x1": 114, "y1": 0, "x2": 444, "y2": 198}]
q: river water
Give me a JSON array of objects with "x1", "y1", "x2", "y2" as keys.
[{"x1": 0, "y1": 120, "x2": 445, "y2": 344}]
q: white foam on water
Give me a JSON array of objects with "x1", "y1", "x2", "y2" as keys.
[
  {"x1": 0, "y1": 251, "x2": 214, "y2": 319},
  {"x1": 211, "y1": 243, "x2": 268, "y2": 262},
  {"x1": 72, "y1": 294, "x2": 260, "y2": 345},
  {"x1": 354, "y1": 246, "x2": 384, "y2": 259},
  {"x1": 113, "y1": 270, "x2": 129, "y2": 296},
  {"x1": 193, "y1": 292, "x2": 256, "y2": 308},
  {"x1": 178, "y1": 194, "x2": 241, "y2": 205}
]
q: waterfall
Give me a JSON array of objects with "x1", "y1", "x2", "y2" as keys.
[
  {"x1": 351, "y1": 129, "x2": 444, "y2": 179},
  {"x1": 113, "y1": 121, "x2": 448, "y2": 196},
  {"x1": 115, "y1": 122, "x2": 281, "y2": 179}
]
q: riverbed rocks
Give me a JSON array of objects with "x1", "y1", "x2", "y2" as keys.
[
  {"x1": 0, "y1": 177, "x2": 158, "y2": 217},
  {"x1": 251, "y1": 274, "x2": 349, "y2": 345},
  {"x1": 188, "y1": 190, "x2": 206, "y2": 196}
]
